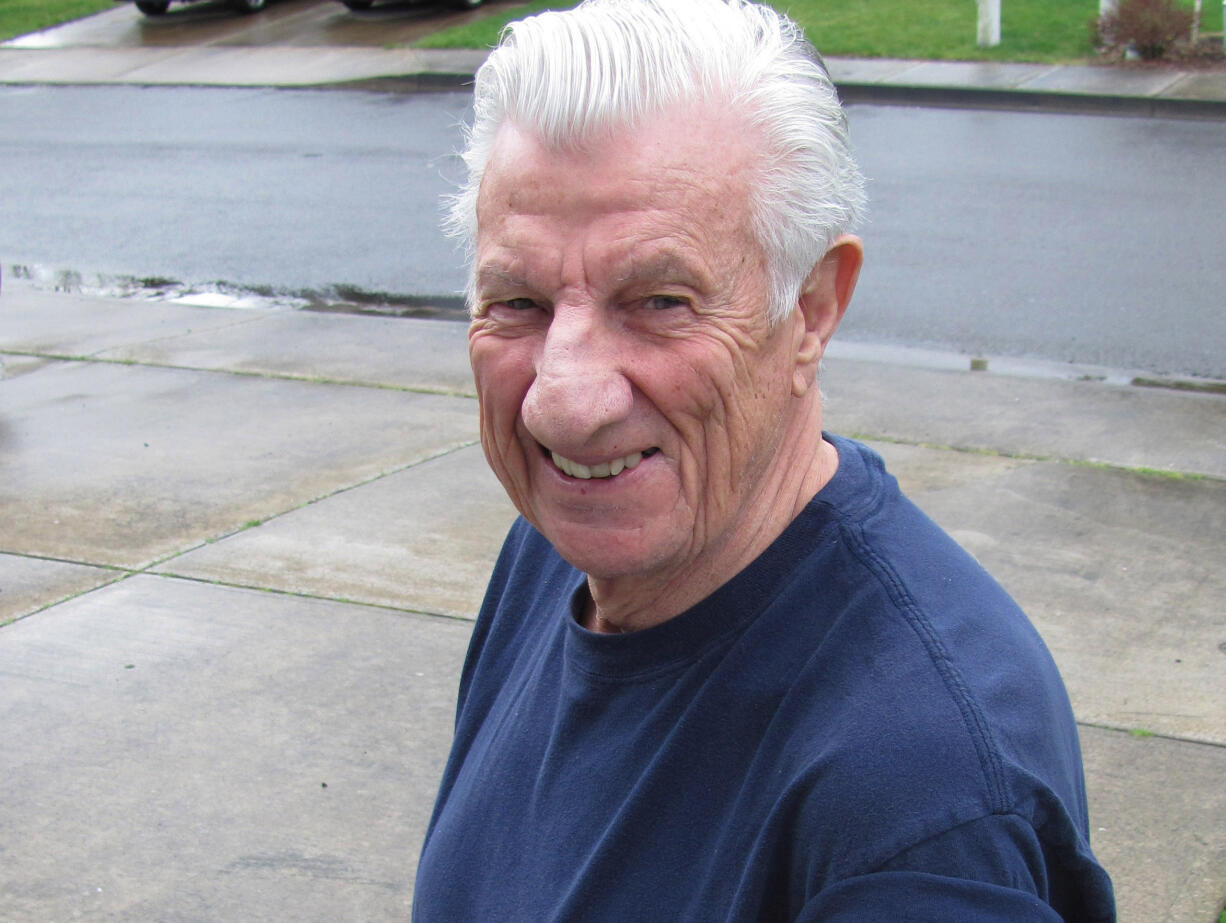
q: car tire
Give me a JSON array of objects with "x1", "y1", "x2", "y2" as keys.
[
  {"x1": 232, "y1": 0, "x2": 266, "y2": 13},
  {"x1": 342, "y1": 0, "x2": 374, "y2": 8},
  {"x1": 135, "y1": 0, "x2": 171, "y2": 14}
]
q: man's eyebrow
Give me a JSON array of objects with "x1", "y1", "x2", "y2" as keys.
[
  {"x1": 614, "y1": 253, "x2": 703, "y2": 287},
  {"x1": 475, "y1": 264, "x2": 528, "y2": 291}
]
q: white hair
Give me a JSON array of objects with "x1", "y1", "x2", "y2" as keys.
[{"x1": 446, "y1": 0, "x2": 866, "y2": 324}]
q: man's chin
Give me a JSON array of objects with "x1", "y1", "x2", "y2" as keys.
[{"x1": 539, "y1": 521, "x2": 678, "y2": 583}]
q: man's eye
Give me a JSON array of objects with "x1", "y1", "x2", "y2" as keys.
[
  {"x1": 644, "y1": 295, "x2": 687, "y2": 311},
  {"x1": 500, "y1": 298, "x2": 537, "y2": 311},
  {"x1": 479, "y1": 297, "x2": 539, "y2": 316}
]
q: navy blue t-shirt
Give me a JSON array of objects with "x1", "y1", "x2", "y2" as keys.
[{"x1": 414, "y1": 435, "x2": 1115, "y2": 920}]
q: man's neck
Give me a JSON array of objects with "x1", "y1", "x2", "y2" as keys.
[{"x1": 582, "y1": 427, "x2": 839, "y2": 634}]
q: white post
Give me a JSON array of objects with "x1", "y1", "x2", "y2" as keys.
[
  {"x1": 1192, "y1": 0, "x2": 1201, "y2": 43},
  {"x1": 1099, "y1": 0, "x2": 1119, "y2": 15},
  {"x1": 977, "y1": 0, "x2": 1001, "y2": 47}
]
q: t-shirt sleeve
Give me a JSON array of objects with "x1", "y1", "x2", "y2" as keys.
[{"x1": 796, "y1": 812, "x2": 1114, "y2": 922}]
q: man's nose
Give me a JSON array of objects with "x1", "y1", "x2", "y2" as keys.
[{"x1": 521, "y1": 306, "x2": 633, "y2": 447}]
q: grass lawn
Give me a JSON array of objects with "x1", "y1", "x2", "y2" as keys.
[
  {"x1": 0, "y1": 0, "x2": 118, "y2": 42},
  {"x1": 4, "y1": 0, "x2": 1222, "y2": 57},
  {"x1": 417, "y1": 0, "x2": 1223, "y2": 63}
]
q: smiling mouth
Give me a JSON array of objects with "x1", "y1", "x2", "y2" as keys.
[{"x1": 547, "y1": 447, "x2": 659, "y2": 480}]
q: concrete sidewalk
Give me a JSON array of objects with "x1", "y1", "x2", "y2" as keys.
[{"x1": 2, "y1": 283, "x2": 1224, "y2": 920}]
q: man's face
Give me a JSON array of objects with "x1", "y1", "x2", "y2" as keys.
[{"x1": 469, "y1": 109, "x2": 815, "y2": 590}]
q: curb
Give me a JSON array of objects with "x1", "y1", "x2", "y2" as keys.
[
  {"x1": 8, "y1": 75, "x2": 1224, "y2": 121},
  {"x1": 325, "y1": 73, "x2": 1226, "y2": 120},
  {"x1": 835, "y1": 82, "x2": 1226, "y2": 120},
  {"x1": 307, "y1": 72, "x2": 476, "y2": 92}
]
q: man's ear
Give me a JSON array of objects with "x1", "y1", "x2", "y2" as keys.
[{"x1": 792, "y1": 235, "x2": 863, "y2": 397}]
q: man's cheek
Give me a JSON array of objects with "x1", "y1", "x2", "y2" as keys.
[{"x1": 481, "y1": 433, "x2": 532, "y2": 514}]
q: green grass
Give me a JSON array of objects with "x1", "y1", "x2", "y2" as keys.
[
  {"x1": 0, "y1": 0, "x2": 117, "y2": 42},
  {"x1": 417, "y1": 0, "x2": 1223, "y2": 63},
  {"x1": 414, "y1": 0, "x2": 571, "y2": 50},
  {"x1": 788, "y1": 0, "x2": 1101, "y2": 62},
  {"x1": 4, "y1": 0, "x2": 1222, "y2": 59}
]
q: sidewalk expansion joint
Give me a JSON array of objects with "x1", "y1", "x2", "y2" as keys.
[
  {"x1": 849, "y1": 433, "x2": 1223, "y2": 484},
  {"x1": 1, "y1": 442, "x2": 483, "y2": 629},
  {"x1": 241, "y1": 436, "x2": 481, "y2": 523},
  {"x1": 136, "y1": 570, "x2": 478, "y2": 625},
  {"x1": 1078, "y1": 720, "x2": 1226, "y2": 752},
  {"x1": 1, "y1": 348, "x2": 478, "y2": 398},
  {"x1": 0, "y1": 548, "x2": 131, "y2": 573},
  {"x1": 123, "y1": 438, "x2": 481, "y2": 573},
  {"x1": 0, "y1": 553, "x2": 136, "y2": 627}
]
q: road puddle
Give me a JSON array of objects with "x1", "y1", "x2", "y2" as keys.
[{"x1": 4, "y1": 262, "x2": 469, "y2": 321}]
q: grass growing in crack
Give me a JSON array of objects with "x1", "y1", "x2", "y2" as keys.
[
  {"x1": 850, "y1": 434, "x2": 1219, "y2": 484},
  {"x1": 1069, "y1": 459, "x2": 1209, "y2": 482}
]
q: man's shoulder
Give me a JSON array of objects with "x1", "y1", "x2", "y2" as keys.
[
  {"x1": 814, "y1": 436, "x2": 1042, "y2": 680},
  {"x1": 749, "y1": 541, "x2": 1091, "y2": 898},
  {"x1": 768, "y1": 439, "x2": 1087, "y2": 851}
]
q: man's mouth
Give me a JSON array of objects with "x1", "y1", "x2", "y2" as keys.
[{"x1": 548, "y1": 447, "x2": 658, "y2": 480}]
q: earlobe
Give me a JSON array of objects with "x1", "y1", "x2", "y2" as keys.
[{"x1": 791, "y1": 235, "x2": 864, "y2": 397}]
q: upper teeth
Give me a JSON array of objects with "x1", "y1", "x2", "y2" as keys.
[{"x1": 551, "y1": 450, "x2": 644, "y2": 480}]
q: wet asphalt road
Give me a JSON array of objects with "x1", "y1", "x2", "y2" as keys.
[
  {"x1": 1, "y1": 83, "x2": 1223, "y2": 379},
  {"x1": 0, "y1": 84, "x2": 472, "y2": 300},
  {"x1": 847, "y1": 105, "x2": 1225, "y2": 379}
]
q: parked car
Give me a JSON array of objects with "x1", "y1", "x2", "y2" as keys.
[
  {"x1": 122, "y1": 0, "x2": 266, "y2": 16},
  {"x1": 338, "y1": 0, "x2": 480, "y2": 10}
]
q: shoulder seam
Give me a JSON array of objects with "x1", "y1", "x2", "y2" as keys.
[{"x1": 840, "y1": 519, "x2": 1010, "y2": 814}]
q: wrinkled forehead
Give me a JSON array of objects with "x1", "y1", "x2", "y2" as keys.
[
  {"x1": 470, "y1": 110, "x2": 771, "y2": 312},
  {"x1": 475, "y1": 105, "x2": 761, "y2": 235}
]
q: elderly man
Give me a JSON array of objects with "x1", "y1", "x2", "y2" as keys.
[{"x1": 414, "y1": 0, "x2": 1115, "y2": 918}]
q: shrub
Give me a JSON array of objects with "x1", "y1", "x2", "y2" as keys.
[{"x1": 1096, "y1": 0, "x2": 1194, "y2": 59}]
